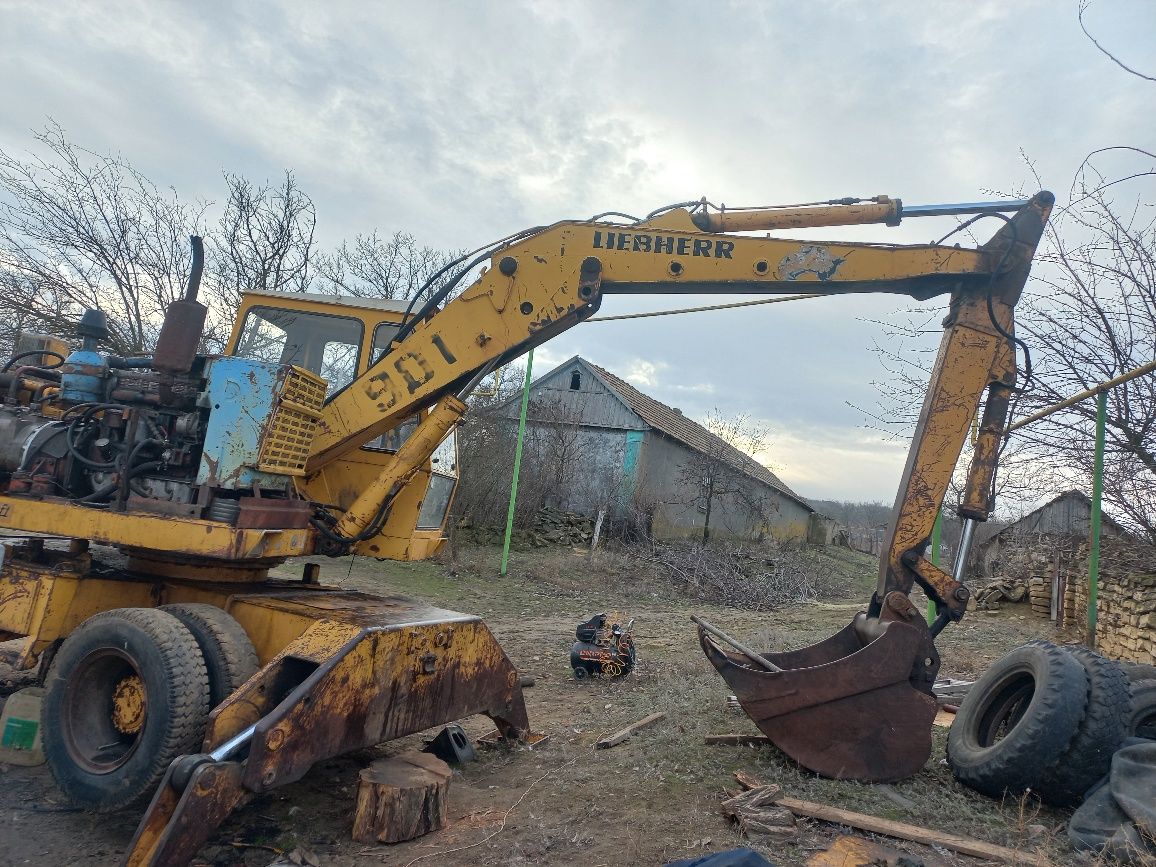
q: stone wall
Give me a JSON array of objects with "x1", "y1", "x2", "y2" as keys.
[{"x1": 1062, "y1": 537, "x2": 1156, "y2": 665}]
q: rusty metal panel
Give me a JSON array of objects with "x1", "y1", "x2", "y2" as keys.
[
  {"x1": 698, "y1": 594, "x2": 938, "y2": 782},
  {"x1": 125, "y1": 591, "x2": 534, "y2": 866}
]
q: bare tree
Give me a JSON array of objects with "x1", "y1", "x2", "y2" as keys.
[
  {"x1": 1078, "y1": 0, "x2": 1155, "y2": 82},
  {"x1": 0, "y1": 122, "x2": 206, "y2": 355},
  {"x1": 675, "y1": 410, "x2": 776, "y2": 545},
  {"x1": 210, "y1": 171, "x2": 315, "y2": 301},
  {"x1": 1015, "y1": 156, "x2": 1156, "y2": 542},
  {"x1": 454, "y1": 367, "x2": 525, "y2": 527},
  {"x1": 313, "y1": 230, "x2": 460, "y2": 301}
]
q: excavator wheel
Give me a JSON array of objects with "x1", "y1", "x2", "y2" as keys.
[
  {"x1": 160, "y1": 603, "x2": 259, "y2": 707},
  {"x1": 42, "y1": 608, "x2": 211, "y2": 812}
]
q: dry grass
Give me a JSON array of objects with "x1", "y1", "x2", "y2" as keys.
[{"x1": 0, "y1": 541, "x2": 1088, "y2": 866}]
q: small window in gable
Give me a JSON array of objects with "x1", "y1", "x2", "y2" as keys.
[{"x1": 569, "y1": 370, "x2": 581, "y2": 391}]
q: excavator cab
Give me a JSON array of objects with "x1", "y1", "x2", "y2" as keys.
[{"x1": 226, "y1": 290, "x2": 459, "y2": 560}]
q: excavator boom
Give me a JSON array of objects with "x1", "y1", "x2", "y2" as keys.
[{"x1": 0, "y1": 188, "x2": 1054, "y2": 865}]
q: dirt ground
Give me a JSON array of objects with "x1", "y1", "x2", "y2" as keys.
[{"x1": 0, "y1": 543, "x2": 1081, "y2": 867}]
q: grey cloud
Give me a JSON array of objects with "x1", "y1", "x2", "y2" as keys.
[{"x1": 1, "y1": 0, "x2": 1152, "y2": 501}]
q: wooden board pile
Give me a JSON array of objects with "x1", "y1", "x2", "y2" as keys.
[{"x1": 1065, "y1": 537, "x2": 1156, "y2": 664}]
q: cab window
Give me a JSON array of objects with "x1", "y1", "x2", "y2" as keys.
[
  {"x1": 236, "y1": 307, "x2": 364, "y2": 395},
  {"x1": 363, "y1": 320, "x2": 412, "y2": 451},
  {"x1": 416, "y1": 431, "x2": 457, "y2": 530}
]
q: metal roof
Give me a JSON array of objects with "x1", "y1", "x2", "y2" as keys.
[{"x1": 242, "y1": 288, "x2": 411, "y2": 315}]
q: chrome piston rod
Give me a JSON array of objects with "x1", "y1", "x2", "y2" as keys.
[{"x1": 903, "y1": 199, "x2": 1031, "y2": 218}]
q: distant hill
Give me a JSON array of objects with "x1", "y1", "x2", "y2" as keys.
[{"x1": 808, "y1": 499, "x2": 892, "y2": 529}]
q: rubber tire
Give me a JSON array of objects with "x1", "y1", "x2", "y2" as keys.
[
  {"x1": 1119, "y1": 662, "x2": 1156, "y2": 683},
  {"x1": 159, "y1": 603, "x2": 259, "y2": 708},
  {"x1": 42, "y1": 608, "x2": 210, "y2": 812},
  {"x1": 1126, "y1": 679, "x2": 1156, "y2": 740},
  {"x1": 1034, "y1": 646, "x2": 1131, "y2": 806},
  {"x1": 947, "y1": 641, "x2": 1088, "y2": 799}
]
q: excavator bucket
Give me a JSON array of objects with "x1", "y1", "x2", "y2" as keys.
[
  {"x1": 124, "y1": 590, "x2": 537, "y2": 867},
  {"x1": 698, "y1": 592, "x2": 938, "y2": 782}
]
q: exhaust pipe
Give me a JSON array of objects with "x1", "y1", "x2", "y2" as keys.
[{"x1": 153, "y1": 236, "x2": 208, "y2": 375}]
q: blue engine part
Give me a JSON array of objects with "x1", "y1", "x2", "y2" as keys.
[
  {"x1": 60, "y1": 309, "x2": 112, "y2": 403},
  {"x1": 196, "y1": 357, "x2": 299, "y2": 491}
]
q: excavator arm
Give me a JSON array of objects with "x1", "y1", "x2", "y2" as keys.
[
  {"x1": 119, "y1": 191, "x2": 1053, "y2": 864},
  {"x1": 305, "y1": 193, "x2": 1053, "y2": 580}
]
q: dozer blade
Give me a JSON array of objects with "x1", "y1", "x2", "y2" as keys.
[
  {"x1": 124, "y1": 591, "x2": 535, "y2": 867},
  {"x1": 698, "y1": 592, "x2": 938, "y2": 783}
]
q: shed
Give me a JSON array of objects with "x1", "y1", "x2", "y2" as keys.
[
  {"x1": 497, "y1": 356, "x2": 814, "y2": 543},
  {"x1": 974, "y1": 489, "x2": 1125, "y2": 579}
]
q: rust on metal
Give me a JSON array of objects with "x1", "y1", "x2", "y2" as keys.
[
  {"x1": 697, "y1": 592, "x2": 938, "y2": 783},
  {"x1": 125, "y1": 760, "x2": 249, "y2": 867},
  {"x1": 960, "y1": 381, "x2": 1011, "y2": 520},
  {"x1": 124, "y1": 590, "x2": 535, "y2": 866},
  {"x1": 234, "y1": 497, "x2": 312, "y2": 529}
]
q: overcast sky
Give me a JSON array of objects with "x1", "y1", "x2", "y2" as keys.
[{"x1": 2, "y1": 1, "x2": 1152, "y2": 502}]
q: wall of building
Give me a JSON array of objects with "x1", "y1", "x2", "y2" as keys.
[
  {"x1": 521, "y1": 363, "x2": 647, "y2": 432},
  {"x1": 519, "y1": 423, "x2": 628, "y2": 515},
  {"x1": 637, "y1": 432, "x2": 811, "y2": 543}
]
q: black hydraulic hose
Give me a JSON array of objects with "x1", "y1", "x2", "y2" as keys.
[
  {"x1": 78, "y1": 480, "x2": 119, "y2": 503},
  {"x1": 392, "y1": 224, "x2": 548, "y2": 348},
  {"x1": 66, "y1": 419, "x2": 119, "y2": 470},
  {"x1": 65, "y1": 404, "x2": 131, "y2": 470},
  {"x1": 78, "y1": 460, "x2": 164, "y2": 504},
  {"x1": 126, "y1": 438, "x2": 165, "y2": 466},
  {"x1": 2, "y1": 350, "x2": 65, "y2": 372}
]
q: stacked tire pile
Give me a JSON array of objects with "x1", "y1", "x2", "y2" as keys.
[{"x1": 947, "y1": 641, "x2": 1156, "y2": 806}]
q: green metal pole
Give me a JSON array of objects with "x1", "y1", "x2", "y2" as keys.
[
  {"x1": 927, "y1": 510, "x2": 942, "y2": 624},
  {"x1": 1088, "y1": 389, "x2": 1107, "y2": 646},
  {"x1": 500, "y1": 350, "x2": 534, "y2": 577}
]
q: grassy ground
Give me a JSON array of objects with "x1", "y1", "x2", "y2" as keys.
[{"x1": 0, "y1": 542, "x2": 1080, "y2": 867}]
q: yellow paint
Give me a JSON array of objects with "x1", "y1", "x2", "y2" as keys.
[
  {"x1": 0, "y1": 498, "x2": 309, "y2": 562},
  {"x1": 111, "y1": 675, "x2": 146, "y2": 734},
  {"x1": 309, "y1": 221, "x2": 990, "y2": 469}
]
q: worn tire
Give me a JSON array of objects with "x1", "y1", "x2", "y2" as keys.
[
  {"x1": 42, "y1": 608, "x2": 210, "y2": 812},
  {"x1": 159, "y1": 603, "x2": 259, "y2": 707},
  {"x1": 1119, "y1": 662, "x2": 1156, "y2": 683},
  {"x1": 1126, "y1": 680, "x2": 1156, "y2": 740},
  {"x1": 1034, "y1": 646, "x2": 1131, "y2": 806},
  {"x1": 947, "y1": 641, "x2": 1088, "y2": 798}
]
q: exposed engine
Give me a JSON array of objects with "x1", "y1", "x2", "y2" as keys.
[{"x1": 0, "y1": 238, "x2": 323, "y2": 529}]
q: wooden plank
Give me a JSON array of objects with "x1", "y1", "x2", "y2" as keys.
[
  {"x1": 732, "y1": 770, "x2": 764, "y2": 791},
  {"x1": 595, "y1": 712, "x2": 666, "y2": 749},
  {"x1": 705, "y1": 733, "x2": 773, "y2": 747},
  {"x1": 933, "y1": 707, "x2": 957, "y2": 728},
  {"x1": 774, "y1": 797, "x2": 1052, "y2": 867}
]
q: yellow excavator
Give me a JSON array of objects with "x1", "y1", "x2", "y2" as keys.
[{"x1": 0, "y1": 189, "x2": 1053, "y2": 864}]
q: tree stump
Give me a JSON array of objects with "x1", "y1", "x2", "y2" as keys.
[{"x1": 352, "y1": 751, "x2": 452, "y2": 844}]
